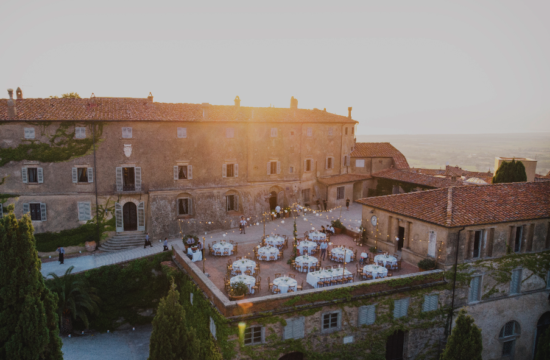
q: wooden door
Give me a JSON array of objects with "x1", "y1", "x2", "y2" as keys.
[
  {"x1": 123, "y1": 202, "x2": 137, "y2": 231},
  {"x1": 397, "y1": 226, "x2": 405, "y2": 250},
  {"x1": 386, "y1": 330, "x2": 404, "y2": 360}
]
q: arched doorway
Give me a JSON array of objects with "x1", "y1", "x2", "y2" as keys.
[
  {"x1": 269, "y1": 191, "x2": 278, "y2": 211},
  {"x1": 386, "y1": 330, "x2": 404, "y2": 360},
  {"x1": 535, "y1": 312, "x2": 550, "y2": 356},
  {"x1": 279, "y1": 352, "x2": 304, "y2": 360},
  {"x1": 123, "y1": 202, "x2": 137, "y2": 231}
]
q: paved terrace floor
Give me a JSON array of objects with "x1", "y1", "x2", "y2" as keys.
[{"x1": 42, "y1": 203, "x2": 365, "y2": 278}]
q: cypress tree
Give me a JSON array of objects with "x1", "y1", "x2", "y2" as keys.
[
  {"x1": 535, "y1": 327, "x2": 550, "y2": 360},
  {"x1": 493, "y1": 159, "x2": 527, "y2": 183},
  {"x1": 148, "y1": 281, "x2": 200, "y2": 360},
  {"x1": 0, "y1": 212, "x2": 63, "y2": 360},
  {"x1": 441, "y1": 310, "x2": 483, "y2": 360}
]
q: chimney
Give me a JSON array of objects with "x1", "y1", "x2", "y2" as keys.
[
  {"x1": 348, "y1": 107, "x2": 352, "y2": 119},
  {"x1": 147, "y1": 92, "x2": 153, "y2": 103},
  {"x1": 7, "y1": 89, "x2": 17, "y2": 118},
  {"x1": 234, "y1": 96, "x2": 240, "y2": 108},
  {"x1": 290, "y1": 96, "x2": 298, "y2": 109},
  {"x1": 16, "y1": 87, "x2": 23, "y2": 99}
]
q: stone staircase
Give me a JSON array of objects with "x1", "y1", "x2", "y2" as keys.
[{"x1": 98, "y1": 231, "x2": 148, "y2": 252}]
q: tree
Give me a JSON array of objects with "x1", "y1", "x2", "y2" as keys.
[
  {"x1": 49, "y1": 92, "x2": 81, "y2": 99},
  {"x1": 493, "y1": 159, "x2": 527, "y2": 183},
  {"x1": 0, "y1": 212, "x2": 63, "y2": 360},
  {"x1": 46, "y1": 266, "x2": 100, "y2": 334},
  {"x1": 535, "y1": 327, "x2": 550, "y2": 360},
  {"x1": 441, "y1": 310, "x2": 483, "y2": 360},
  {"x1": 148, "y1": 281, "x2": 200, "y2": 360}
]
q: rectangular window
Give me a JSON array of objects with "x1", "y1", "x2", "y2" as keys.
[
  {"x1": 270, "y1": 161, "x2": 277, "y2": 175},
  {"x1": 510, "y1": 269, "x2": 522, "y2": 295},
  {"x1": 123, "y1": 167, "x2": 135, "y2": 191},
  {"x1": 289, "y1": 166, "x2": 294, "y2": 174},
  {"x1": 209, "y1": 317, "x2": 216, "y2": 339},
  {"x1": 514, "y1": 226, "x2": 523, "y2": 253},
  {"x1": 422, "y1": 294, "x2": 438, "y2": 312},
  {"x1": 24, "y1": 128, "x2": 35, "y2": 139},
  {"x1": 178, "y1": 198, "x2": 190, "y2": 215},
  {"x1": 322, "y1": 311, "x2": 340, "y2": 332},
  {"x1": 358, "y1": 305, "x2": 376, "y2": 326},
  {"x1": 326, "y1": 157, "x2": 333, "y2": 169},
  {"x1": 122, "y1": 127, "x2": 132, "y2": 138},
  {"x1": 302, "y1": 189, "x2": 310, "y2": 203},
  {"x1": 306, "y1": 127, "x2": 312, "y2": 137},
  {"x1": 177, "y1": 127, "x2": 187, "y2": 138},
  {"x1": 547, "y1": 271, "x2": 550, "y2": 289},
  {"x1": 226, "y1": 128, "x2": 234, "y2": 138},
  {"x1": 502, "y1": 340, "x2": 514, "y2": 356},
  {"x1": 283, "y1": 317, "x2": 305, "y2": 340},
  {"x1": 469, "y1": 276, "x2": 482, "y2": 303},
  {"x1": 78, "y1": 202, "x2": 92, "y2": 221},
  {"x1": 75, "y1": 127, "x2": 86, "y2": 139},
  {"x1": 30, "y1": 203, "x2": 42, "y2": 221},
  {"x1": 270, "y1": 128, "x2": 278, "y2": 137},
  {"x1": 305, "y1": 159, "x2": 312, "y2": 172},
  {"x1": 328, "y1": 127, "x2": 334, "y2": 136},
  {"x1": 244, "y1": 326, "x2": 263, "y2": 345},
  {"x1": 227, "y1": 164, "x2": 235, "y2": 177},
  {"x1": 473, "y1": 230, "x2": 482, "y2": 258},
  {"x1": 393, "y1": 298, "x2": 409, "y2": 319},
  {"x1": 226, "y1": 195, "x2": 237, "y2": 212},
  {"x1": 190, "y1": 293, "x2": 193, "y2": 305},
  {"x1": 77, "y1": 168, "x2": 89, "y2": 183},
  {"x1": 345, "y1": 127, "x2": 348, "y2": 135},
  {"x1": 28, "y1": 168, "x2": 38, "y2": 183},
  {"x1": 177, "y1": 165, "x2": 188, "y2": 180},
  {"x1": 337, "y1": 186, "x2": 345, "y2": 200},
  {"x1": 355, "y1": 159, "x2": 365, "y2": 168}
]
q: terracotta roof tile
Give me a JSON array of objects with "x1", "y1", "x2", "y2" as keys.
[
  {"x1": 318, "y1": 174, "x2": 372, "y2": 186},
  {"x1": 372, "y1": 168, "x2": 459, "y2": 188},
  {"x1": 0, "y1": 97, "x2": 358, "y2": 123},
  {"x1": 357, "y1": 182, "x2": 550, "y2": 227},
  {"x1": 350, "y1": 143, "x2": 409, "y2": 169}
]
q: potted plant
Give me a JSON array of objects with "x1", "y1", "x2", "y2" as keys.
[
  {"x1": 182, "y1": 234, "x2": 198, "y2": 251},
  {"x1": 418, "y1": 258, "x2": 437, "y2": 271},
  {"x1": 229, "y1": 281, "x2": 249, "y2": 300},
  {"x1": 331, "y1": 219, "x2": 346, "y2": 235},
  {"x1": 283, "y1": 207, "x2": 291, "y2": 218}
]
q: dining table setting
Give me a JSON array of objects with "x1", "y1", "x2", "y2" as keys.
[
  {"x1": 297, "y1": 240, "x2": 317, "y2": 255},
  {"x1": 306, "y1": 267, "x2": 353, "y2": 288},
  {"x1": 294, "y1": 255, "x2": 318, "y2": 272},
  {"x1": 272, "y1": 276, "x2": 298, "y2": 294},
  {"x1": 231, "y1": 258, "x2": 257, "y2": 275},
  {"x1": 212, "y1": 241, "x2": 234, "y2": 256},
  {"x1": 331, "y1": 246, "x2": 354, "y2": 263},
  {"x1": 363, "y1": 264, "x2": 388, "y2": 279},
  {"x1": 307, "y1": 231, "x2": 327, "y2": 242},
  {"x1": 257, "y1": 245, "x2": 280, "y2": 261}
]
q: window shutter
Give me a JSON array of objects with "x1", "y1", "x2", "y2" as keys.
[
  {"x1": 116, "y1": 167, "x2": 123, "y2": 191},
  {"x1": 174, "y1": 166, "x2": 179, "y2": 180},
  {"x1": 0, "y1": 203, "x2": 3, "y2": 219},
  {"x1": 284, "y1": 319, "x2": 294, "y2": 340},
  {"x1": 234, "y1": 164, "x2": 238, "y2": 177},
  {"x1": 547, "y1": 271, "x2": 550, "y2": 289},
  {"x1": 267, "y1": 162, "x2": 271, "y2": 175},
  {"x1": 188, "y1": 198, "x2": 193, "y2": 215},
  {"x1": 222, "y1": 164, "x2": 227, "y2": 178},
  {"x1": 303, "y1": 159, "x2": 307, "y2": 171},
  {"x1": 188, "y1": 165, "x2": 193, "y2": 179},
  {"x1": 177, "y1": 127, "x2": 187, "y2": 138},
  {"x1": 469, "y1": 276, "x2": 480, "y2": 302},
  {"x1": 337, "y1": 312, "x2": 342, "y2": 329},
  {"x1": 72, "y1": 168, "x2": 78, "y2": 183},
  {"x1": 366, "y1": 305, "x2": 376, "y2": 325},
  {"x1": 137, "y1": 202, "x2": 145, "y2": 231},
  {"x1": 85, "y1": 202, "x2": 91, "y2": 220},
  {"x1": 422, "y1": 295, "x2": 430, "y2": 312},
  {"x1": 393, "y1": 300, "x2": 402, "y2": 318},
  {"x1": 37, "y1": 168, "x2": 44, "y2": 183},
  {"x1": 226, "y1": 196, "x2": 229, "y2": 212},
  {"x1": 115, "y1": 203, "x2": 123, "y2": 232},
  {"x1": 430, "y1": 295, "x2": 438, "y2": 310},
  {"x1": 210, "y1": 317, "x2": 216, "y2": 339},
  {"x1": 358, "y1": 307, "x2": 368, "y2": 325},
  {"x1": 277, "y1": 161, "x2": 281, "y2": 174},
  {"x1": 401, "y1": 298, "x2": 409, "y2": 317},
  {"x1": 234, "y1": 195, "x2": 239, "y2": 212},
  {"x1": 87, "y1": 168, "x2": 93, "y2": 183},
  {"x1": 135, "y1": 167, "x2": 142, "y2": 191},
  {"x1": 22, "y1": 167, "x2": 28, "y2": 183},
  {"x1": 78, "y1": 202, "x2": 84, "y2": 221},
  {"x1": 23, "y1": 203, "x2": 29, "y2": 214},
  {"x1": 40, "y1": 203, "x2": 47, "y2": 221},
  {"x1": 294, "y1": 317, "x2": 305, "y2": 339},
  {"x1": 325, "y1": 157, "x2": 328, "y2": 169},
  {"x1": 510, "y1": 269, "x2": 521, "y2": 294}
]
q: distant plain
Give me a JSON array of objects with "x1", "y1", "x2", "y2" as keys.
[{"x1": 357, "y1": 133, "x2": 550, "y2": 175}]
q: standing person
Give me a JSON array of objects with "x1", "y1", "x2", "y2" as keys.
[
  {"x1": 275, "y1": 205, "x2": 281, "y2": 218},
  {"x1": 56, "y1": 246, "x2": 65, "y2": 264},
  {"x1": 144, "y1": 233, "x2": 152, "y2": 248},
  {"x1": 197, "y1": 239, "x2": 204, "y2": 258},
  {"x1": 346, "y1": 198, "x2": 350, "y2": 211},
  {"x1": 320, "y1": 241, "x2": 328, "y2": 261},
  {"x1": 316, "y1": 199, "x2": 321, "y2": 211},
  {"x1": 163, "y1": 238, "x2": 168, "y2": 251},
  {"x1": 323, "y1": 199, "x2": 327, "y2": 211},
  {"x1": 240, "y1": 216, "x2": 247, "y2": 234}
]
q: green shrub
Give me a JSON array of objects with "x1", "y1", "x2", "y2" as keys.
[
  {"x1": 418, "y1": 258, "x2": 437, "y2": 270},
  {"x1": 230, "y1": 281, "x2": 249, "y2": 296},
  {"x1": 331, "y1": 219, "x2": 347, "y2": 231}
]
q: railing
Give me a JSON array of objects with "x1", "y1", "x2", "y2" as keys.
[{"x1": 123, "y1": 185, "x2": 135, "y2": 191}]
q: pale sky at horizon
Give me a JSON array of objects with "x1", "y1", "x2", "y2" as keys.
[{"x1": 1, "y1": 1, "x2": 549, "y2": 135}]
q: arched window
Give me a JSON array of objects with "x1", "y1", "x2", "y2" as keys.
[{"x1": 499, "y1": 321, "x2": 521, "y2": 357}]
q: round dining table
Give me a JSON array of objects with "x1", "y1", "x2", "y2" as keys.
[
  {"x1": 363, "y1": 264, "x2": 388, "y2": 279},
  {"x1": 297, "y1": 240, "x2": 317, "y2": 255},
  {"x1": 230, "y1": 275, "x2": 257, "y2": 294},
  {"x1": 257, "y1": 246, "x2": 280, "y2": 261},
  {"x1": 272, "y1": 276, "x2": 298, "y2": 294},
  {"x1": 374, "y1": 254, "x2": 397, "y2": 267},
  {"x1": 295, "y1": 255, "x2": 318, "y2": 272},
  {"x1": 232, "y1": 259, "x2": 257, "y2": 275},
  {"x1": 331, "y1": 247, "x2": 354, "y2": 263},
  {"x1": 265, "y1": 236, "x2": 285, "y2": 247},
  {"x1": 212, "y1": 242, "x2": 233, "y2": 256},
  {"x1": 307, "y1": 231, "x2": 326, "y2": 242}
]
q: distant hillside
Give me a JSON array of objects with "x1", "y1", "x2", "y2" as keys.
[{"x1": 356, "y1": 133, "x2": 550, "y2": 175}]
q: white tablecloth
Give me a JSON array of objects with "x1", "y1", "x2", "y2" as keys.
[
  {"x1": 295, "y1": 255, "x2": 318, "y2": 272},
  {"x1": 375, "y1": 255, "x2": 397, "y2": 267},
  {"x1": 230, "y1": 275, "x2": 256, "y2": 294},
  {"x1": 297, "y1": 240, "x2": 317, "y2": 255},
  {"x1": 187, "y1": 248, "x2": 202, "y2": 262},
  {"x1": 272, "y1": 276, "x2": 298, "y2": 294},
  {"x1": 185, "y1": 237, "x2": 196, "y2": 245},
  {"x1": 307, "y1": 268, "x2": 352, "y2": 288},
  {"x1": 363, "y1": 264, "x2": 388, "y2": 279},
  {"x1": 257, "y1": 246, "x2": 279, "y2": 261},
  {"x1": 232, "y1": 259, "x2": 256, "y2": 275},
  {"x1": 331, "y1": 247, "x2": 353, "y2": 262},
  {"x1": 265, "y1": 236, "x2": 285, "y2": 247},
  {"x1": 212, "y1": 242, "x2": 233, "y2": 256},
  {"x1": 308, "y1": 232, "x2": 326, "y2": 241}
]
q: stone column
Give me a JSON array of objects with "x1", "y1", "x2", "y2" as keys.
[{"x1": 404, "y1": 221, "x2": 411, "y2": 249}]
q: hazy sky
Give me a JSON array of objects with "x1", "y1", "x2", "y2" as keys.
[{"x1": 1, "y1": 1, "x2": 549, "y2": 135}]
